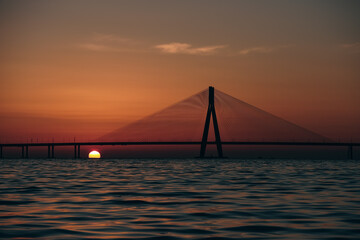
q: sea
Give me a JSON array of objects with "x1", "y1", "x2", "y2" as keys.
[{"x1": 0, "y1": 158, "x2": 359, "y2": 240}]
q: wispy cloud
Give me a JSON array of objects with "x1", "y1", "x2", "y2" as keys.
[
  {"x1": 79, "y1": 43, "x2": 117, "y2": 52},
  {"x1": 78, "y1": 33, "x2": 141, "y2": 53},
  {"x1": 341, "y1": 42, "x2": 360, "y2": 53},
  {"x1": 238, "y1": 45, "x2": 292, "y2": 55},
  {"x1": 92, "y1": 33, "x2": 133, "y2": 44},
  {"x1": 239, "y1": 46, "x2": 274, "y2": 55},
  {"x1": 155, "y1": 42, "x2": 226, "y2": 55}
]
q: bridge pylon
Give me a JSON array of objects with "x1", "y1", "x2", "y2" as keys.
[{"x1": 200, "y1": 86, "x2": 223, "y2": 158}]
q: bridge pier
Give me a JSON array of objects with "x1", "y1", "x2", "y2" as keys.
[
  {"x1": 77, "y1": 145, "x2": 80, "y2": 159},
  {"x1": 47, "y1": 144, "x2": 55, "y2": 159},
  {"x1": 21, "y1": 146, "x2": 24, "y2": 158},
  {"x1": 25, "y1": 145, "x2": 28, "y2": 158},
  {"x1": 73, "y1": 144, "x2": 81, "y2": 159},
  {"x1": 51, "y1": 145, "x2": 55, "y2": 158},
  {"x1": 348, "y1": 145, "x2": 353, "y2": 160},
  {"x1": 74, "y1": 145, "x2": 77, "y2": 159},
  {"x1": 0, "y1": 145, "x2": 2, "y2": 158}
]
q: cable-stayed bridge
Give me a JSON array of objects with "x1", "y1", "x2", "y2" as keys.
[{"x1": 0, "y1": 87, "x2": 358, "y2": 159}]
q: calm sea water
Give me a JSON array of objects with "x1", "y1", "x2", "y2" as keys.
[{"x1": 0, "y1": 158, "x2": 359, "y2": 240}]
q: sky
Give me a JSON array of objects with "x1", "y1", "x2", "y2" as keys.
[{"x1": 0, "y1": 0, "x2": 359, "y2": 143}]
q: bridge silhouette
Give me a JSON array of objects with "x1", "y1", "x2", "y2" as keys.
[{"x1": 0, "y1": 87, "x2": 358, "y2": 159}]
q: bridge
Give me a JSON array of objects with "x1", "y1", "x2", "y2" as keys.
[
  {"x1": 0, "y1": 141, "x2": 358, "y2": 159},
  {"x1": 0, "y1": 87, "x2": 358, "y2": 159}
]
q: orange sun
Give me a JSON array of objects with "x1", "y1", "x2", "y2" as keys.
[{"x1": 88, "y1": 150, "x2": 101, "y2": 159}]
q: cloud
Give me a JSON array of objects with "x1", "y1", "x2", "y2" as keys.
[
  {"x1": 239, "y1": 46, "x2": 274, "y2": 55},
  {"x1": 78, "y1": 33, "x2": 143, "y2": 53},
  {"x1": 238, "y1": 45, "x2": 292, "y2": 55},
  {"x1": 92, "y1": 33, "x2": 132, "y2": 43},
  {"x1": 79, "y1": 43, "x2": 116, "y2": 52},
  {"x1": 341, "y1": 42, "x2": 360, "y2": 52},
  {"x1": 80, "y1": 36, "x2": 226, "y2": 55},
  {"x1": 78, "y1": 43, "x2": 135, "y2": 53},
  {"x1": 341, "y1": 42, "x2": 360, "y2": 48},
  {"x1": 155, "y1": 42, "x2": 226, "y2": 55}
]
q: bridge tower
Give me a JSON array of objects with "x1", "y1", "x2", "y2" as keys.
[{"x1": 200, "y1": 86, "x2": 223, "y2": 158}]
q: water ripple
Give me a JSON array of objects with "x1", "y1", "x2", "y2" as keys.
[{"x1": 0, "y1": 158, "x2": 359, "y2": 239}]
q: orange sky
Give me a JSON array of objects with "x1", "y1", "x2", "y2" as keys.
[{"x1": 0, "y1": 0, "x2": 359, "y2": 143}]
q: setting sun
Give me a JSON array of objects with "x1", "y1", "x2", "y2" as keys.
[{"x1": 88, "y1": 150, "x2": 101, "y2": 159}]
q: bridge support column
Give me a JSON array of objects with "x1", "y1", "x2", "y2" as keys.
[
  {"x1": 0, "y1": 145, "x2": 2, "y2": 158},
  {"x1": 200, "y1": 86, "x2": 223, "y2": 158},
  {"x1": 25, "y1": 145, "x2": 29, "y2": 159},
  {"x1": 51, "y1": 145, "x2": 55, "y2": 158},
  {"x1": 48, "y1": 145, "x2": 51, "y2": 158},
  {"x1": 74, "y1": 145, "x2": 77, "y2": 159},
  {"x1": 77, "y1": 145, "x2": 80, "y2": 159},
  {"x1": 348, "y1": 145, "x2": 353, "y2": 160},
  {"x1": 21, "y1": 146, "x2": 24, "y2": 158}
]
